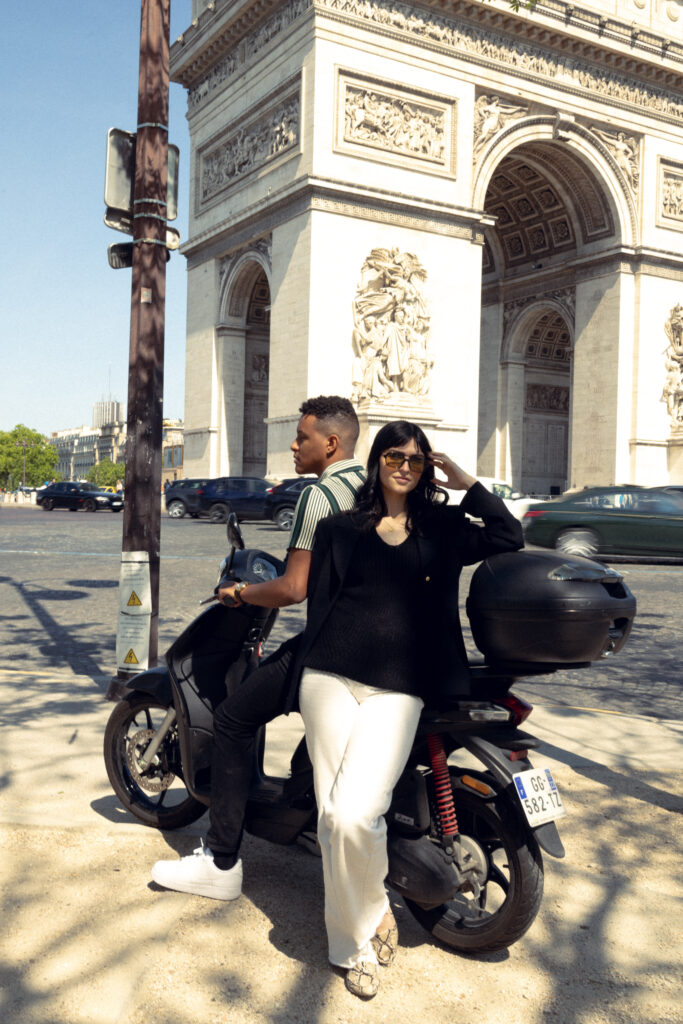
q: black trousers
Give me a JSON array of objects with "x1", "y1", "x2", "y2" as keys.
[{"x1": 206, "y1": 634, "x2": 300, "y2": 864}]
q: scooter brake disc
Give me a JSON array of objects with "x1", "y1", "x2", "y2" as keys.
[
  {"x1": 452, "y1": 834, "x2": 488, "y2": 899},
  {"x1": 126, "y1": 728, "x2": 174, "y2": 793}
]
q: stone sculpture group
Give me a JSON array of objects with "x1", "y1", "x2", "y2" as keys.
[
  {"x1": 351, "y1": 248, "x2": 433, "y2": 402},
  {"x1": 663, "y1": 303, "x2": 683, "y2": 428}
]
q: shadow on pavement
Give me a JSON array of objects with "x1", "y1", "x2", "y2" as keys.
[
  {"x1": 537, "y1": 740, "x2": 682, "y2": 814},
  {"x1": 1, "y1": 578, "x2": 114, "y2": 680}
]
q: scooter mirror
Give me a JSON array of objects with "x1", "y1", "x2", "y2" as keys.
[{"x1": 226, "y1": 512, "x2": 245, "y2": 551}]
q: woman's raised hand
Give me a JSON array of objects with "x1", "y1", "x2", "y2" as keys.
[{"x1": 428, "y1": 452, "x2": 477, "y2": 492}]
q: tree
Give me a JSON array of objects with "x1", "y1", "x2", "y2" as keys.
[
  {"x1": 0, "y1": 425, "x2": 59, "y2": 489},
  {"x1": 87, "y1": 460, "x2": 126, "y2": 488}
]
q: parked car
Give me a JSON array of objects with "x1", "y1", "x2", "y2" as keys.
[
  {"x1": 522, "y1": 485, "x2": 683, "y2": 558},
  {"x1": 164, "y1": 479, "x2": 210, "y2": 519},
  {"x1": 198, "y1": 476, "x2": 274, "y2": 523},
  {"x1": 263, "y1": 477, "x2": 316, "y2": 531},
  {"x1": 37, "y1": 481, "x2": 124, "y2": 513}
]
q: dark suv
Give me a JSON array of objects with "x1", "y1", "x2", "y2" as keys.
[
  {"x1": 164, "y1": 479, "x2": 210, "y2": 518},
  {"x1": 198, "y1": 477, "x2": 273, "y2": 523},
  {"x1": 37, "y1": 481, "x2": 124, "y2": 513},
  {"x1": 264, "y1": 477, "x2": 315, "y2": 531}
]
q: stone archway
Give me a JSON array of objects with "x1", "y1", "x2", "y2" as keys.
[
  {"x1": 518, "y1": 309, "x2": 572, "y2": 494},
  {"x1": 477, "y1": 131, "x2": 632, "y2": 492},
  {"x1": 216, "y1": 243, "x2": 272, "y2": 476},
  {"x1": 242, "y1": 270, "x2": 271, "y2": 475}
]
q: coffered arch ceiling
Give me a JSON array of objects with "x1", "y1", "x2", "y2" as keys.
[
  {"x1": 246, "y1": 270, "x2": 271, "y2": 327},
  {"x1": 523, "y1": 309, "x2": 572, "y2": 367},
  {"x1": 482, "y1": 142, "x2": 615, "y2": 276}
]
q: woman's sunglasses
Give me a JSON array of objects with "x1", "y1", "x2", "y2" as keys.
[{"x1": 382, "y1": 450, "x2": 427, "y2": 474}]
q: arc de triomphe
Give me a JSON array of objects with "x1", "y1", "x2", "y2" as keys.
[{"x1": 171, "y1": 0, "x2": 683, "y2": 491}]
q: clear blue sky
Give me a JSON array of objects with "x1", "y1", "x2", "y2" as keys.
[{"x1": 1, "y1": 1, "x2": 193, "y2": 436}]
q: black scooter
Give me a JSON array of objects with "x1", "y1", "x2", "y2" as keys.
[{"x1": 104, "y1": 516, "x2": 635, "y2": 954}]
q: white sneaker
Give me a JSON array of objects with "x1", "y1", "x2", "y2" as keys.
[{"x1": 151, "y1": 844, "x2": 243, "y2": 901}]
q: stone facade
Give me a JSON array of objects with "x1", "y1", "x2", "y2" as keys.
[
  {"x1": 51, "y1": 420, "x2": 184, "y2": 482},
  {"x1": 172, "y1": 0, "x2": 683, "y2": 490}
]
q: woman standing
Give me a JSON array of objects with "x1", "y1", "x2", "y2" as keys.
[{"x1": 291, "y1": 420, "x2": 523, "y2": 998}]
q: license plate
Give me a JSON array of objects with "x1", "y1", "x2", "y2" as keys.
[{"x1": 513, "y1": 767, "x2": 567, "y2": 827}]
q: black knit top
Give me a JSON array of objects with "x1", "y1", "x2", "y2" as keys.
[{"x1": 302, "y1": 528, "x2": 432, "y2": 696}]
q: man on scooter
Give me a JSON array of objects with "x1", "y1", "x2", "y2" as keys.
[{"x1": 151, "y1": 395, "x2": 364, "y2": 899}]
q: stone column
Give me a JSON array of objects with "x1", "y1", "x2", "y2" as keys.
[
  {"x1": 498, "y1": 359, "x2": 525, "y2": 488},
  {"x1": 668, "y1": 436, "x2": 683, "y2": 481},
  {"x1": 215, "y1": 323, "x2": 247, "y2": 476},
  {"x1": 183, "y1": 261, "x2": 221, "y2": 477},
  {"x1": 477, "y1": 301, "x2": 504, "y2": 478},
  {"x1": 570, "y1": 270, "x2": 634, "y2": 487}
]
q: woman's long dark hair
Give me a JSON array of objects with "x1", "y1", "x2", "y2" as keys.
[{"x1": 352, "y1": 420, "x2": 448, "y2": 532}]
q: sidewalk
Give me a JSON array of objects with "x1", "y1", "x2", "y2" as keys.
[{"x1": 1, "y1": 664, "x2": 681, "y2": 1024}]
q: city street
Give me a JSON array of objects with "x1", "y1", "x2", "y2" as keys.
[{"x1": 1, "y1": 505, "x2": 681, "y2": 1024}]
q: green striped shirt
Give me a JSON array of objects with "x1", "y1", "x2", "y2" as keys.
[{"x1": 288, "y1": 459, "x2": 366, "y2": 551}]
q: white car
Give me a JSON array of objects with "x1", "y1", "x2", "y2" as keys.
[{"x1": 447, "y1": 477, "x2": 537, "y2": 520}]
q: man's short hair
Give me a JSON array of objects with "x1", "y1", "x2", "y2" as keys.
[{"x1": 299, "y1": 395, "x2": 359, "y2": 448}]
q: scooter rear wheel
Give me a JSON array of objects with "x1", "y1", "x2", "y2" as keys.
[
  {"x1": 403, "y1": 772, "x2": 544, "y2": 954},
  {"x1": 104, "y1": 693, "x2": 207, "y2": 830}
]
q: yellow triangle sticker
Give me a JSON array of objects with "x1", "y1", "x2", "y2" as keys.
[
  {"x1": 123, "y1": 648, "x2": 139, "y2": 665},
  {"x1": 127, "y1": 591, "x2": 143, "y2": 607}
]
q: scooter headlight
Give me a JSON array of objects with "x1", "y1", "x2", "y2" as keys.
[{"x1": 251, "y1": 557, "x2": 278, "y2": 581}]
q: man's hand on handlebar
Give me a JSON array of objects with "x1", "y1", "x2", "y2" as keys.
[{"x1": 217, "y1": 582, "x2": 239, "y2": 607}]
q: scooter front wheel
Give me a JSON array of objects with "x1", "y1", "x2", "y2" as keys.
[
  {"x1": 104, "y1": 693, "x2": 207, "y2": 830},
  {"x1": 403, "y1": 774, "x2": 544, "y2": 954}
]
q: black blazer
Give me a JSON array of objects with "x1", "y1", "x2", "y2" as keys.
[{"x1": 284, "y1": 482, "x2": 523, "y2": 711}]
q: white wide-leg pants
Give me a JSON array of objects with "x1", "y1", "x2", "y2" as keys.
[{"x1": 299, "y1": 668, "x2": 423, "y2": 968}]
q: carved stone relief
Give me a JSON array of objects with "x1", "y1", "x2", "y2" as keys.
[
  {"x1": 188, "y1": 0, "x2": 309, "y2": 110},
  {"x1": 525, "y1": 384, "x2": 570, "y2": 413},
  {"x1": 218, "y1": 237, "x2": 272, "y2": 318},
  {"x1": 658, "y1": 160, "x2": 683, "y2": 229},
  {"x1": 184, "y1": 0, "x2": 683, "y2": 125},
  {"x1": 588, "y1": 126, "x2": 640, "y2": 195},
  {"x1": 338, "y1": 74, "x2": 456, "y2": 175},
  {"x1": 249, "y1": 354, "x2": 270, "y2": 384},
  {"x1": 662, "y1": 303, "x2": 683, "y2": 428},
  {"x1": 199, "y1": 94, "x2": 299, "y2": 205},
  {"x1": 473, "y1": 95, "x2": 528, "y2": 161},
  {"x1": 503, "y1": 288, "x2": 576, "y2": 337},
  {"x1": 351, "y1": 248, "x2": 433, "y2": 402},
  {"x1": 319, "y1": 0, "x2": 683, "y2": 123}
]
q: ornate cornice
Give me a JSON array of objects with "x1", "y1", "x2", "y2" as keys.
[
  {"x1": 171, "y1": 0, "x2": 683, "y2": 102},
  {"x1": 316, "y1": 0, "x2": 683, "y2": 123},
  {"x1": 504, "y1": 286, "x2": 576, "y2": 333},
  {"x1": 172, "y1": 0, "x2": 309, "y2": 88},
  {"x1": 181, "y1": 174, "x2": 491, "y2": 267}
]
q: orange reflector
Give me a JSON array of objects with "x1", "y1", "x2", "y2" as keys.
[
  {"x1": 461, "y1": 774, "x2": 492, "y2": 796},
  {"x1": 508, "y1": 749, "x2": 529, "y2": 762}
]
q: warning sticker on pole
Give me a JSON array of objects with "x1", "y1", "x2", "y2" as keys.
[
  {"x1": 116, "y1": 552, "x2": 152, "y2": 672},
  {"x1": 119, "y1": 552, "x2": 152, "y2": 614}
]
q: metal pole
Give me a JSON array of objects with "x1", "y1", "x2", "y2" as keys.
[
  {"x1": 114, "y1": 0, "x2": 170, "y2": 689},
  {"x1": 15, "y1": 441, "x2": 34, "y2": 488}
]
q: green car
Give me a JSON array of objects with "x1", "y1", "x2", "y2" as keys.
[{"x1": 522, "y1": 486, "x2": 683, "y2": 558}]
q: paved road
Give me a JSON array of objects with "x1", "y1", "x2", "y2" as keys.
[
  {"x1": 1, "y1": 506, "x2": 681, "y2": 1024},
  {"x1": 1, "y1": 505, "x2": 680, "y2": 718}
]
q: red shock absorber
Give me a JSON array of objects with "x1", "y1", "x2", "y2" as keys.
[{"x1": 426, "y1": 732, "x2": 459, "y2": 841}]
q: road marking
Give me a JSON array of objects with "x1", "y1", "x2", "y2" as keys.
[
  {"x1": 0, "y1": 668, "x2": 110, "y2": 681},
  {"x1": 0, "y1": 549, "x2": 220, "y2": 561},
  {"x1": 532, "y1": 701, "x2": 625, "y2": 715}
]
